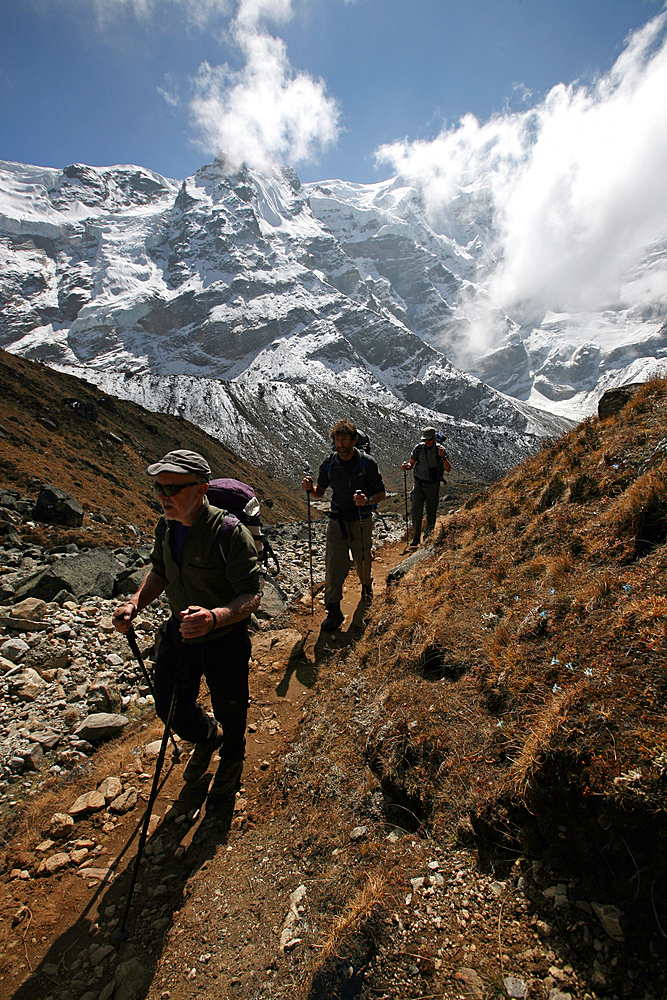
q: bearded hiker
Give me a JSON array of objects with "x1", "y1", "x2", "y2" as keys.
[
  {"x1": 113, "y1": 449, "x2": 261, "y2": 815},
  {"x1": 301, "y1": 419, "x2": 386, "y2": 631},
  {"x1": 401, "y1": 427, "x2": 451, "y2": 548}
]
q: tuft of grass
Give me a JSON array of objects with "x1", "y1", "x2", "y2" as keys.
[{"x1": 546, "y1": 552, "x2": 574, "y2": 582}]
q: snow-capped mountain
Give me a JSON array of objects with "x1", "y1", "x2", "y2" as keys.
[
  {"x1": 304, "y1": 175, "x2": 667, "y2": 420},
  {"x1": 0, "y1": 157, "x2": 600, "y2": 484}
]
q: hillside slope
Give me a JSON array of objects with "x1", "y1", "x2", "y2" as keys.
[
  {"x1": 265, "y1": 377, "x2": 667, "y2": 997},
  {"x1": 1, "y1": 370, "x2": 666, "y2": 1000},
  {"x1": 0, "y1": 347, "x2": 302, "y2": 550}
]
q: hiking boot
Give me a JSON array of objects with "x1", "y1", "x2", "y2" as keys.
[
  {"x1": 183, "y1": 724, "x2": 223, "y2": 782},
  {"x1": 362, "y1": 584, "x2": 373, "y2": 605},
  {"x1": 321, "y1": 603, "x2": 344, "y2": 631},
  {"x1": 208, "y1": 759, "x2": 243, "y2": 804}
]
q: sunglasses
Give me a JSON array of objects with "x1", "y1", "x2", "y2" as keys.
[{"x1": 153, "y1": 480, "x2": 201, "y2": 497}]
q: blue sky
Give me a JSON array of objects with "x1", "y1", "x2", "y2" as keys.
[{"x1": 0, "y1": 0, "x2": 662, "y2": 184}]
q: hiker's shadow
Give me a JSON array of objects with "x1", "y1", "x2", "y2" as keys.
[
  {"x1": 11, "y1": 763, "x2": 230, "y2": 1000},
  {"x1": 312, "y1": 601, "x2": 368, "y2": 664},
  {"x1": 275, "y1": 649, "x2": 318, "y2": 698}
]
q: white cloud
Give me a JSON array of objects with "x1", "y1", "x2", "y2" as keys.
[
  {"x1": 188, "y1": 2, "x2": 340, "y2": 171},
  {"x1": 79, "y1": 0, "x2": 232, "y2": 30},
  {"x1": 376, "y1": 10, "x2": 667, "y2": 329},
  {"x1": 51, "y1": 0, "x2": 339, "y2": 173}
]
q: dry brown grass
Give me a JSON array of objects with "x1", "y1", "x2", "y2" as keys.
[
  {"x1": 268, "y1": 375, "x2": 667, "y2": 973},
  {"x1": 546, "y1": 552, "x2": 574, "y2": 582},
  {"x1": 316, "y1": 873, "x2": 387, "y2": 965}
]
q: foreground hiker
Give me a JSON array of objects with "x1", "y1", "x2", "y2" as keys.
[
  {"x1": 401, "y1": 427, "x2": 451, "y2": 548},
  {"x1": 302, "y1": 419, "x2": 386, "y2": 631},
  {"x1": 113, "y1": 450, "x2": 261, "y2": 811}
]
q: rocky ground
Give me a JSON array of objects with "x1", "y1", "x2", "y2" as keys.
[
  {"x1": 0, "y1": 523, "x2": 648, "y2": 1000},
  {"x1": 0, "y1": 482, "x2": 405, "y2": 808}
]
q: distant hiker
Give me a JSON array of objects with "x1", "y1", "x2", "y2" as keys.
[
  {"x1": 302, "y1": 419, "x2": 386, "y2": 631},
  {"x1": 112, "y1": 449, "x2": 261, "y2": 814},
  {"x1": 401, "y1": 427, "x2": 451, "y2": 548}
]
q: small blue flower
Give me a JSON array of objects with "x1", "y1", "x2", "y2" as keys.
[
  {"x1": 566, "y1": 662, "x2": 574, "y2": 672},
  {"x1": 549, "y1": 588, "x2": 555, "y2": 595},
  {"x1": 584, "y1": 667, "x2": 593, "y2": 677},
  {"x1": 552, "y1": 683, "x2": 562, "y2": 693},
  {"x1": 541, "y1": 610, "x2": 549, "y2": 618},
  {"x1": 622, "y1": 584, "x2": 631, "y2": 593},
  {"x1": 551, "y1": 656, "x2": 560, "y2": 665}
]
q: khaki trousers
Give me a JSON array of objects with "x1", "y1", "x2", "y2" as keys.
[{"x1": 324, "y1": 514, "x2": 373, "y2": 606}]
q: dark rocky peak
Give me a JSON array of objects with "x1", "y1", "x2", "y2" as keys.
[{"x1": 48, "y1": 163, "x2": 173, "y2": 212}]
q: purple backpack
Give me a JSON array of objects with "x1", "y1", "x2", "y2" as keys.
[{"x1": 207, "y1": 478, "x2": 278, "y2": 568}]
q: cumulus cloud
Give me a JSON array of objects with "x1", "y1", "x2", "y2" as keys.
[
  {"x1": 376, "y1": 10, "x2": 667, "y2": 328},
  {"x1": 187, "y1": 0, "x2": 340, "y2": 172}
]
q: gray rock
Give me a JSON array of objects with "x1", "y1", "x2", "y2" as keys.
[
  {"x1": 109, "y1": 787, "x2": 138, "y2": 814},
  {"x1": 505, "y1": 976, "x2": 528, "y2": 998},
  {"x1": 87, "y1": 675, "x2": 122, "y2": 714},
  {"x1": 114, "y1": 956, "x2": 152, "y2": 1000},
  {"x1": 69, "y1": 790, "x2": 106, "y2": 816},
  {"x1": 257, "y1": 575, "x2": 289, "y2": 618},
  {"x1": 14, "y1": 548, "x2": 126, "y2": 602},
  {"x1": 1, "y1": 637, "x2": 30, "y2": 663},
  {"x1": 21, "y1": 743, "x2": 44, "y2": 771},
  {"x1": 74, "y1": 713, "x2": 129, "y2": 742},
  {"x1": 10, "y1": 667, "x2": 47, "y2": 702},
  {"x1": 33, "y1": 485, "x2": 84, "y2": 527},
  {"x1": 98, "y1": 776, "x2": 122, "y2": 802},
  {"x1": 31, "y1": 729, "x2": 61, "y2": 750},
  {"x1": 48, "y1": 812, "x2": 75, "y2": 839},
  {"x1": 598, "y1": 384, "x2": 643, "y2": 419},
  {"x1": 24, "y1": 637, "x2": 69, "y2": 675},
  {"x1": 591, "y1": 901, "x2": 625, "y2": 941},
  {"x1": 113, "y1": 565, "x2": 148, "y2": 597},
  {"x1": 386, "y1": 548, "x2": 430, "y2": 585}
]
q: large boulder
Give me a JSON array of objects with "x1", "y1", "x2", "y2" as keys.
[
  {"x1": 33, "y1": 485, "x2": 84, "y2": 527},
  {"x1": 14, "y1": 548, "x2": 126, "y2": 602},
  {"x1": 112, "y1": 565, "x2": 148, "y2": 597},
  {"x1": 598, "y1": 384, "x2": 643, "y2": 419}
]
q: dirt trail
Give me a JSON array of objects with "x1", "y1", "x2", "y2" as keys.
[{"x1": 0, "y1": 536, "x2": 414, "y2": 1000}]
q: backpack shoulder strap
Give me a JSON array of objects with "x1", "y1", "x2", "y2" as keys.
[{"x1": 216, "y1": 512, "x2": 240, "y2": 562}]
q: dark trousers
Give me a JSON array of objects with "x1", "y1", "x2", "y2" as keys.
[
  {"x1": 411, "y1": 478, "x2": 440, "y2": 543},
  {"x1": 153, "y1": 617, "x2": 250, "y2": 762}
]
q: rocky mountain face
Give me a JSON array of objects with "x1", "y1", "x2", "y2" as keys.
[
  {"x1": 304, "y1": 177, "x2": 667, "y2": 418},
  {"x1": 0, "y1": 158, "x2": 572, "y2": 485}
]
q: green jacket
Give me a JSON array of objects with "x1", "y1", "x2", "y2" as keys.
[{"x1": 151, "y1": 498, "x2": 261, "y2": 639}]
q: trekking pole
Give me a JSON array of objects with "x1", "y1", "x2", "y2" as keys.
[
  {"x1": 305, "y1": 477, "x2": 314, "y2": 616},
  {"x1": 403, "y1": 469, "x2": 409, "y2": 544},
  {"x1": 354, "y1": 491, "x2": 366, "y2": 566},
  {"x1": 125, "y1": 626, "x2": 181, "y2": 761},
  {"x1": 112, "y1": 660, "x2": 181, "y2": 944}
]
